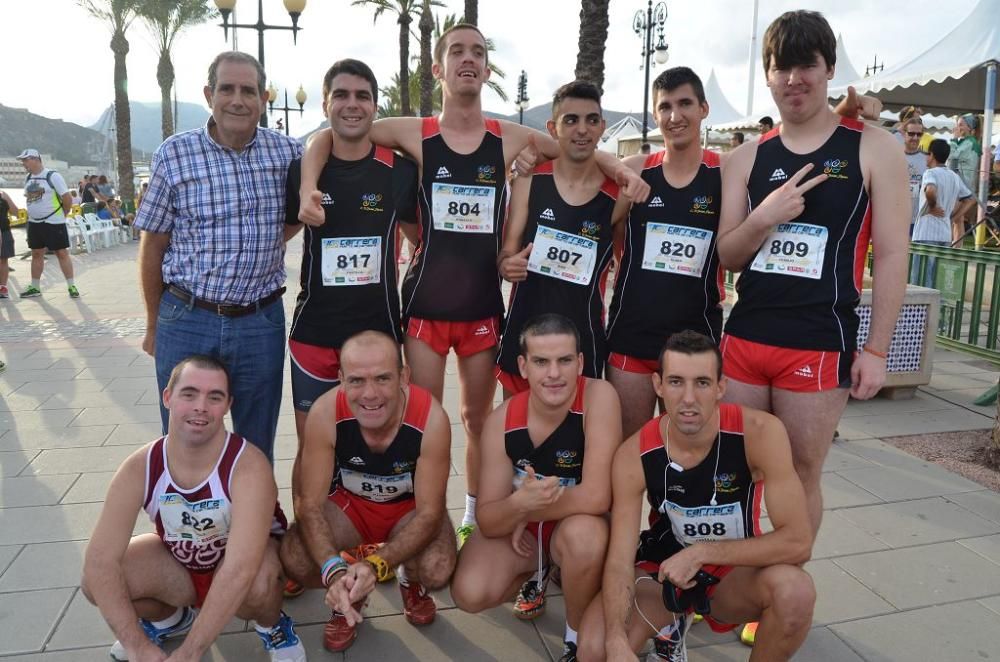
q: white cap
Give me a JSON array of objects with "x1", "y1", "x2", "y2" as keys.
[{"x1": 17, "y1": 148, "x2": 41, "y2": 160}]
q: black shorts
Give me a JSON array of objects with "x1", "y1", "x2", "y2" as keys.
[
  {"x1": 26, "y1": 223, "x2": 70, "y2": 251},
  {"x1": 1, "y1": 231, "x2": 13, "y2": 259}
]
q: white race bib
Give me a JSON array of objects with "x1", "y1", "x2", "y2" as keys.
[
  {"x1": 641, "y1": 223, "x2": 713, "y2": 278},
  {"x1": 660, "y1": 500, "x2": 745, "y2": 546},
  {"x1": 432, "y1": 183, "x2": 495, "y2": 233},
  {"x1": 512, "y1": 465, "x2": 578, "y2": 490},
  {"x1": 158, "y1": 493, "x2": 230, "y2": 545},
  {"x1": 340, "y1": 468, "x2": 413, "y2": 503},
  {"x1": 321, "y1": 236, "x2": 382, "y2": 286},
  {"x1": 527, "y1": 225, "x2": 598, "y2": 286},
  {"x1": 749, "y1": 222, "x2": 827, "y2": 280}
]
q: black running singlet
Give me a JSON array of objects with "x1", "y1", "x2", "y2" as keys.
[
  {"x1": 332, "y1": 385, "x2": 432, "y2": 504},
  {"x1": 725, "y1": 118, "x2": 871, "y2": 352},
  {"x1": 607, "y1": 150, "x2": 724, "y2": 360},
  {"x1": 504, "y1": 376, "x2": 587, "y2": 488},
  {"x1": 286, "y1": 147, "x2": 418, "y2": 348},
  {"x1": 496, "y1": 163, "x2": 618, "y2": 378},
  {"x1": 636, "y1": 404, "x2": 762, "y2": 565},
  {"x1": 401, "y1": 117, "x2": 508, "y2": 321}
]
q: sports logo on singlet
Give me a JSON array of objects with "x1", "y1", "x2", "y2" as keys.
[
  {"x1": 360, "y1": 193, "x2": 384, "y2": 212},
  {"x1": 436, "y1": 166, "x2": 452, "y2": 179},
  {"x1": 648, "y1": 196, "x2": 664, "y2": 208},
  {"x1": 769, "y1": 168, "x2": 788, "y2": 182},
  {"x1": 823, "y1": 158, "x2": 850, "y2": 180},
  {"x1": 528, "y1": 225, "x2": 598, "y2": 285},
  {"x1": 749, "y1": 222, "x2": 827, "y2": 279},
  {"x1": 540, "y1": 208, "x2": 556, "y2": 221},
  {"x1": 321, "y1": 193, "x2": 334, "y2": 206},
  {"x1": 689, "y1": 195, "x2": 714, "y2": 215}
]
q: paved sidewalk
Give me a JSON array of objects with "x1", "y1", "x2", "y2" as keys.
[{"x1": 2, "y1": 241, "x2": 1000, "y2": 661}]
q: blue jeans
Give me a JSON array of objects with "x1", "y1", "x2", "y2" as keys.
[
  {"x1": 909, "y1": 241, "x2": 948, "y2": 288},
  {"x1": 154, "y1": 289, "x2": 286, "y2": 461}
]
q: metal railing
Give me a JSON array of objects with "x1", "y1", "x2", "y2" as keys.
[{"x1": 908, "y1": 243, "x2": 1000, "y2": 362}]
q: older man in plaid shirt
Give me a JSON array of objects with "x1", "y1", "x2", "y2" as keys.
[{"x1": 135, "y1": 51, "x2": 302, "y2": 461}]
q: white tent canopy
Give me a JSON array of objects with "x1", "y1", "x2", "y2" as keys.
[
  {"x1": 828, "y1": 0, "x2": 1000, "y2": 114},
  {"x1": 599, "y1": 115, "x2": 648, "y2": 153},
  {"x1": 703, "y1": 69, "x2": 743, "y2": 126}
]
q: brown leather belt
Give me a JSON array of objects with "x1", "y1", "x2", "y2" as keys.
[{"x1": 166, "y1": 285, "x2": 285, "y2": 318}]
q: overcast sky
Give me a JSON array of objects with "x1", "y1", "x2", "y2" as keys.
[{"x1": 2, "y1": 0, "x2": 981, "y2": 132}]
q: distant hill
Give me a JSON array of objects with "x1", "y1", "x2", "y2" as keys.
[
  {"x1": 0, "y1": 104, "x2": 103, "y2": 166},
  {"x1": 90, "y1": 101, "x2": 210, "y2": 153}
]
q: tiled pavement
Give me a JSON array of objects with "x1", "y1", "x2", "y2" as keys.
[{"x1": 2, "y1": 240, "x2": 1000, "y2": 660}]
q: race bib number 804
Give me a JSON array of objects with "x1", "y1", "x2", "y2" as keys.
[{"x1": 432, "y1": 183, "x2": 495, "y2": 233}]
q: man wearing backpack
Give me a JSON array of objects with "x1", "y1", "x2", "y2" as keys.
[{"x1": 18, "y1": 149, "x2": 79, "y2": 298}]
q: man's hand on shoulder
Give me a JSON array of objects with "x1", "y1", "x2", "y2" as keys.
[
  {"x1": 615, "y1": 164, "x2": 651, "y2": 203},
  {"x1": 298, "y1": 190, "x2": 326, "y2": 227}
]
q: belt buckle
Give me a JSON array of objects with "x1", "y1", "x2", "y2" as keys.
[{"x1": 217, "y1": 303, "x2": 241, "y2": 316}]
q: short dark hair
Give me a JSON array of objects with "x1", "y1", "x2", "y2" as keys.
[
  {"x1": 762, "y1": 10, "x2": 837, "y2": 74},
  {"x1": 433, "y1": 23, "x2": 488, "y2": 65},
  {"x1": 322, "y1": 58, "x2": 378, "y2": 104},
  {"x1": 551, "y1": 80, "x2": 602, "y2": 116},
  {"x1": 651, "y1": 66, "x2": 706, "y2": 104},
  {"x1": 341, "y1": 330, "x2": 404, "y2": 371},
  {"x1": 658, "y1": 330, "x2": 723, "y2": 380},
  {"x1": 759, "y1": 116, "x2": 774, "y2": 129},
  {"x1": 166, "y1": 355, "x2": 232, "y2": 396},
  {"x1": 928, "y1": 139, "x2": 951, "y2": 164},
  {"x1": 208, "y1": 51, "x2": 266, "y2": 96},
  {"x1": 519, "y1": 314, "x2": 581, "y2": 356},
  {"x1": 733, "y1": 132, "x2": 745, "y2": 144}
]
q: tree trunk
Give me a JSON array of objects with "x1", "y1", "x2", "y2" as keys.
[
  {"x1": 574, "y1": 0, "x2": 610, "y2": 94},
  {"x1": 156, "y1": 51, "x2": 175, "y2": 141},
  {"x1": 463, "y1": 0, "x2": 477, "y2": 25},
  {"x1": 988, "y1": 377, "x2": 1000, "y2": 469},
  {"x1": 111, "y1": 30, "x2": 135, "y2": 204},
  {"x1": 419, "y1": 1, "x2": 434, "y2": 117},
  {"x1": 398, "y1": 12, "x2": 413, "y2": 117}
]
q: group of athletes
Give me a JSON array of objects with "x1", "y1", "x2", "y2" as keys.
[{"x1": 80, "y1": 8, "x2": 910, "y2": 662}]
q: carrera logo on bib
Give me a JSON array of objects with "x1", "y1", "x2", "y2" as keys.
[
  {"x1": 476, "y1": 165, "x2": 497, "y2": 184},
  {"x1": 690, "y1": 195, "x2": 714, "y2": 215},
  {"x1": 823, "y1": 159, "x2": 850, "y2": 180},
  {"x1": 714, "y1": 472, "x2": 740, "y2": 494},
  {"x1": 360, "y1": 193, "x2": 384, "y2": 212},
  {"x1": 436, "y1": 166, "x2": 452, "y2": 179},
  {"x1": 540, "y1": 208, "x2": 556, "y2": 221}
]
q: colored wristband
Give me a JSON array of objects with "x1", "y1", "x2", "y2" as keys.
[
  {"x1": 321, "y1": 556, "x2": 349, "y2": 586},
  {"x1": 863, "y1": 345, "x2": 888, "y2": 359},
  {"x1": 364, "y1": 553, "x2": 392, "y2": 582}
]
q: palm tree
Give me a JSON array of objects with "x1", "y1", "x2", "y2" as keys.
[
  {"x1": 137, "y1": 0, "x2": 215, "y2": 141},
  {"x1": 575, "y1": 0, "x2": 610, "y2": 93},
  {"x1": 78, "y1": 0, "x2": 139, "y2": 204},
  {"x1": 418, "y1": 0, "x2": 434, "y2": 116},
  {"x1": 352, "y1": 0, "x2": 443, "y2": 117},
  {"x1": 463, "y1": 0, "x2": 477, "y2": 25}
]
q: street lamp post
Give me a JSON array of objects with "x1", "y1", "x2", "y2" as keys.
[
  {"x1": 268, "y1": 84, "x2": 307, "y2": 136},
  {"x1": 213, "y1": 0, "x2": 307, "y2": 127},
  {"x1": 516, "y1": 70, "x2": 529, "y2": 125},
  {"x1": 633, "y1": 0, "x2": 668, "y2": 145}
]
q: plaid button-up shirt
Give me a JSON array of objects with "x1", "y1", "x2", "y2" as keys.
[{"x1": 135, "y1": 120, "x2": 303, "y2": 305}]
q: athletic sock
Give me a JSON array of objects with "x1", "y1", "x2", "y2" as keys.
[
  {"x1": 397, "y1": 565, "x2": 410, "y2": 587},
  {"x1": 150, "y1": 608, "x2": 184, "y2": 630},
  {"x1": 66, "y1": 278, "x2": 75, "y2": 287},
  {"x1": 462, "y1": 494, "x2": 477, "y2": 527},
  {"x1": 31, "y1": 279, "x2": 40, "y2": 289},
  {"x1": 253, "y1": 621, "x2": 275, "y2": 634},
  {"x1": 564, "y1": 624, "x2": 578, "y2": 645}
]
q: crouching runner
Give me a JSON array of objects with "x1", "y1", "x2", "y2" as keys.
[{"x1": 279, "y1": 330, "x2": 455, "y2": 652}]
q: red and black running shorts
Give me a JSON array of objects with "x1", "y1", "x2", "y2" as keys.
[
  {"x1": 406, "y1": 316, "x2": 500, "y2": 357},
  {"x1": 288, "y1": 339, "x2": 341, "y2": 412},
  {"x1": 526, "y1": 520, "x2": 558, "y2": 561},
  {"x1": 607, "y1": 352, "x2": 660, "y2": 375},
  {"x1": 188, "y1": 569, "x2": 215, "y2": 608},
  {"x1": 720, "y1": 334, "x2": 852, "y2": 393},
  {"x1": 329, "y1": 487, "x2": 416, "y2": 544},
  {"x1": 635, "y1": 560, "x2": 736, "y2": 633}
]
